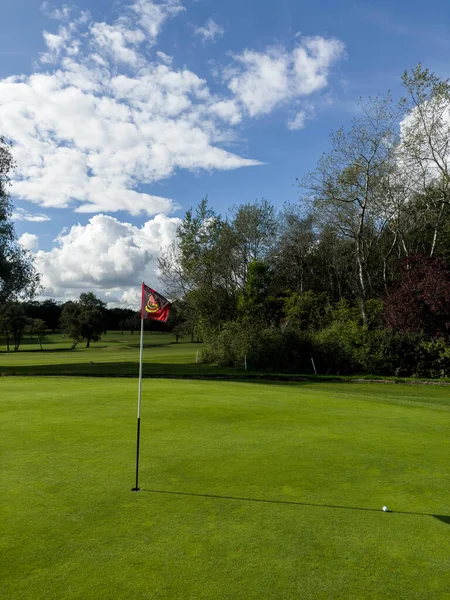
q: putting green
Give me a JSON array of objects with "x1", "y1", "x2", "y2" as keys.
[{"x1": 1, "y1": 377, "x2": 449, "y2": 599}]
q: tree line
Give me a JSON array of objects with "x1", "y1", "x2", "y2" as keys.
[
  {"x1": 158, "y1": 66, "x2": 450, "y2": 377},
  {"x1": 0, "y1": 295, "x2": 174, "y2": 351}
]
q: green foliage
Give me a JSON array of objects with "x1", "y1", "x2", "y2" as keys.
[
  {"x1": 203, "y1": 324, "x2": 313, "y2": 373},
  {"x1": 362, "y1": 329, "x2": 427, "y2": 376},
  {"x1": 246, "y1": 327, "x2": 313, "y2": 372},
  {"x1": 415, "y1": 338, "x2": 450, "y2": 378},
  {"x1": 25, "y1": 318, "x2": 48, "y2": 350},
  {"x1": 238, "y1": 261, "x2": 273, "y2": 327},
  {"x1": 284, "y1": 290, "x2": 329, "y2": 331},
  {"x1": 0, "y1": 302, "x2": 27, "y2": 351},
  {"x1": 60, "y1": 292, "x2": 106, "y2": 348},
  {"x1": 313, "y1": 320, "x2": 366, "y2": 374},
  {"x1": 1, "y1": 138, "x2": 40, "y2": 303},
  {"x1": 202, "y1": 321, "x2": 251, "y2": 367}
]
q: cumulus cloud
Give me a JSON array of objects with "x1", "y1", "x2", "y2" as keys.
[
  {"x1": 0, "y1": 2, "x2": 344, "y2": 217},
  {"x1": 194, "y1": 18, "x2": 225, "y2": 43},
  {"x1": 19, "y1": 233, "x2": 39, "y2": 251},
  {"x1": 224, "y1": 37, "x2": 345, "y2": 118},
  {"x1": 0, "y1": 1, "x2": 260, "y2": 216},
  {"x1": 35, "y1": 213, "x2": 181, "y2": 301},
  {"x1": 12, "y1": 208, "x2": 51, "y2": 222},
  {"x1": 40, "y1": 1, "x2": 73, "y2": 21}
]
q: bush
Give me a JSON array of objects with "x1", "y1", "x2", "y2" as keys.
[
  {"x1": 202, "y1": 322, "x2": 251, "y2": 368},
  {"x1": 363, "y1": 330, "x2": 426, "y2": 376},
  {"x1": 247, "y1": 328, "x2": 313, "y2": 372},
  {"x1": 312, "y1": 320, "x2": 366, "y2": 375},
  {"x1": 203, "y1": 325, "x2": 313, "y2": 373},
  {"x1": 415, "y1": 338, "x2": 450, "y2": 378}
]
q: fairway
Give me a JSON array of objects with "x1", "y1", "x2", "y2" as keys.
[{"x1": 1, "y1": 378, "x2": 450, "y2": 599}]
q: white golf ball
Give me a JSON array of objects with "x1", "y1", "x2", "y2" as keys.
[{"x1": 382, "y1": 506, "x2": 389, "y2": 512}]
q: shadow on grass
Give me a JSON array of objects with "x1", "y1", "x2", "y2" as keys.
[
  {"x1": 0, "y1": 361, "x2": 334, "y2": 383},
  {"x1": 140, "y1": 489, "x2": 450, "y2": 524},
  {"x1": 433, "y1": 515, "x2": 450, "y2": 525}
]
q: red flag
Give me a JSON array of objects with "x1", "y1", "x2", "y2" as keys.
[{"x1": 140, "y1": 283, "x2": 171, "y2": 322}]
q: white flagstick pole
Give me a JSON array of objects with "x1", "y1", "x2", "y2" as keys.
[{"x1": 132, "y1": 312, "x2": 145, "y2": 491}]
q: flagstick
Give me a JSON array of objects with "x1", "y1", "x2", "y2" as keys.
[{"x1": 132, "y1": 317, "x2": 145, "y2": 492}]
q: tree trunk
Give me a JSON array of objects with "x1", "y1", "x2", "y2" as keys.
[
  {"x1": 86, "y1": 339, "x2": 90, "y2": 348},
  {"x1": 430, "y1": 200, "x2": 446, "y2": 258},
  {"x1": 383, "y1": 230, "x2": 398, "y2": 294},
  {"x1": 356, "y1": 238, "x2": 368, "y2": 327}
]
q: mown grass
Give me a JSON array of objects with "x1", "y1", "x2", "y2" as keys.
[
  {"x1": 0, "y1": 332, "x2": 221, "y2": 378},
  {"x1": 1, "y1": 377, "x2": 450, "y2": 599}
]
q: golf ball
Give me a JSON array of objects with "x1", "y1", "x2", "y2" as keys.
[{"x1": 382, "y1": 506, "x2": 388, "y2": 512}]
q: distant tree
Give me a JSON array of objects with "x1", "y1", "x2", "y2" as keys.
[
  {"x1": 24, "y1": 299, "x2": 62, "y2": 331},
  {"x1": 124, "y1": 312, "x2": 140, "y2": 335},
  {"x1": 26, "y1": 318, "x2": 47, "y2": 350},
  {"x1": 1, "y1": 137, "x2": 40, "y2": 303},
  {"x1": 0, "y1": 302, "x2": 27, "y2": 351},
  {"x1": 60, "y1": 292, "x2": 106, "y2": 348},
  {"x1": 105, "y1": 307, "x2": 135, "y2": 332},
  {"x1": 385, "y1": 256, "x2": 450, "y2": 339},
  {"x1": 39, "y1": 299, "x2": 62, "y2": 331}
]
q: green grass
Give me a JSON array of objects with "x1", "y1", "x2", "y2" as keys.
[
  {"x1": 0, "y1": 332, "x2": 223, "y2": 378},
  {"x1": 1, "y1": 377, "x2": 449, "y2": 599}
]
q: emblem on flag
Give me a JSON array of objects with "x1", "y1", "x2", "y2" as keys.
[{"x1": 140, "y1": 283, "x2": 171, "y2": 322}]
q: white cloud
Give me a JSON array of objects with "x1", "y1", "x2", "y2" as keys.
[
  {"x1": 41, "y1": 2, "x2": 73, "y2": 21},
  {"x1": 0, "y1": 4, "x2": 344, "y2": 216},
  {"x1": 12, "y1": 208, "x2": 51, "y2": 222},
  {"x1": 224, "y1": 37, "x2": 345, "y2": 118},
  {"x1": 209, "y1": 100, "x2": 242, "y2": 125},
  {"x1": 156, "y1": 50, "x2": 173, "y2": 65},
  {"x1": 287, "y1": 103, "x2": 315, "y2": 131},
  {"x1": 287, "y1": 111, "x2": 307, "y2": 131},
  {"x1": 35, "y1": 213, "x2": 181, "y2": 301},
  {"x1": 194, "y1": 18, "x2": 225, "y2": 43},
  {"x1": 0, "y1": 3, "x2": 260, "y2": 215},
  {"x1": 132, "y1": 0, "x2": 185, "y2": 41},
  {"x1": 19, "y1": 233, "x2": 39, "y2": 251},
  {"x1": 90, "y1": 22, "x2": 145, "y2": 65}
]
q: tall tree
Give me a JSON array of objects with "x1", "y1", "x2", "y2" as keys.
[
  {"x1": 302, "y1": 96, "x2": 401, "y2": 325},
  {"x1": 0, "y1": 302, "x2": 27, "y2": 351},
  {"x1": 230, "y1": 198, "x2": 277, "y2": 286},
  {"x1": 400, "y1": 64, "x2": 450, "y2": 257},
  {"x1": 269, "y1": 205, "x2": 316, "y2": 293},
  {"x1": 0, "y1": 138, "x2": 39, "y2": 303},
  {"x1": 238, "y1": 260, "x2": 274, "y2": 328},
  {"x1": 385, "y1": 255, "x2": 450, "y2": 339}
]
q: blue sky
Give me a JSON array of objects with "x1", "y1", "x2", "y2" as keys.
[{"x1": 1, "y1": 0, "x2": 450, "y2": 304}]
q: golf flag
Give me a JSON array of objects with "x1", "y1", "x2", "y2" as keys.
[
  {"x1": 133, "y1": 283, "x2": 171, "y2": 492},
  {"x1": 141, "y1": 283, "x2": 171, "y2": 322}
]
